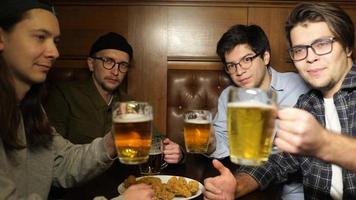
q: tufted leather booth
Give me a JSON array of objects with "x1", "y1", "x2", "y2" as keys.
[
  {"x1": 46, "y1": 67, "x2": 91, "y2": 82},
  {"x1": 166, "y1": 69, "x2": 232, "y2": 147}
]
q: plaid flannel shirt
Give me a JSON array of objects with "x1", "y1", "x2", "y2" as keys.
[{"x1": 239, "y1": 64, "x2": 356, "y2": 200}]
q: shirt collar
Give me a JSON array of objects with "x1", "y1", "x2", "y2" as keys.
[
  {"x1": 341, "y1": 63, "x2": 356, "y2": 90},
  {"x1": 268, "y1": 67, "x2": 284, "y2": 92}
]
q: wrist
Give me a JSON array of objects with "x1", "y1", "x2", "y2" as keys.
[
  {"x1": 206, "y1": 134, "x2": 216, "y2": 155},
  {"x1": 316, "y1": 129, "x2": 332, "y2": 161},
  {"x1": 103, "y1": 133, "x2": 117, "y2": 159}
]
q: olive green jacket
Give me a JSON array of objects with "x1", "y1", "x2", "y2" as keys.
[{"x1": 45, "y1": 77, "x2": 130, "y2": 144}]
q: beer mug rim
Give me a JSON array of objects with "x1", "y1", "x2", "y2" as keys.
[
  {"x1": 228, "y1": 87, "x2": 277, "y2": 105},
  {"x1": 114, "y1": 101, "x2": 151, "y2": 106},
  {"x1": 183, "y1": 110, "x2": 212, "y2": 122},
  {"x1": 112, "y1": 101, "x2": 153, "y2": 120}
]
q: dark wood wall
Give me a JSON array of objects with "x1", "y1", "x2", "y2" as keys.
[{"x1": 52, "y1": 0, "x2": 356, "y2": 133}]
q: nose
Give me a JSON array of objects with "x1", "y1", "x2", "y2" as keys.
[
  {"x1": 111, "y1": 64, "x2": 120, "y2": 76},
  {"x1": 305, "y1": 46, "x2": 318, "y2": 63},
  {"x1": 45, "y1": 41, "x2": 60, "y2": 61},
  {"x1": 235, "y1": 64, "x2": 246, "y2": 76}
]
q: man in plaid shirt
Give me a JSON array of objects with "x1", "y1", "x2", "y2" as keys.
[{"x1": 204, "y1": 2, "x2": 356, "y2": 200}]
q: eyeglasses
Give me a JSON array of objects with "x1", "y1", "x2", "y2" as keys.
[
  {"x1": 91, "y1": 56, "x2": 129, "y2": 72},
  {"x1": 224, "y1": 53, "x2": 261, "y2": 74},
  {"x1": 288, "y1": 37, "x2": 336, "y2": 61}
]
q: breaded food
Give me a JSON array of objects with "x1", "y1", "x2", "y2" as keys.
[
  {"x1": 188, "y1": 180, "x2": 199, "y2": 194},
  {"x1": 137, "y1": 176, "x2": 162, "y2": 187},
  {"x1": 166, "y1": 176, "x2": 191, "y2": 197},
  {"x1": 155, "y1": 184, "x2": 175, "y2": 200},
  {"x1": 122, "y1": 175, "x2": 199, "y2": 200}
]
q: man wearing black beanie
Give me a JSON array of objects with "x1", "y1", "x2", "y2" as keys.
[
  {"x1": 45, "y1": 32, "x2": 132, "y2": 144},
  {"x1": 45, "y1": 32, "x2": 184, "y2": 164}
]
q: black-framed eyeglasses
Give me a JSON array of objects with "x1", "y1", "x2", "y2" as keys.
[
  {"x1": 91, "y1": 56, "x2": 129, "y2": 72},
  {"x1": 288, "y1": 37, "x2": 336, "y2": 61},
  {"x1": 224, "y1": 53, "x2": 261, "y2": 74}
]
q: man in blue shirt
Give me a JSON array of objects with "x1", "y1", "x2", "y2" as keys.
[
  {"x1": 205, "y1": 24, "x2": 309, "y2": 200},
  {"x1": 204, "y1": 2, "x2": 356, "y2": 200}
]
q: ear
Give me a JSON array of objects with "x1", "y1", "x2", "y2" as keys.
[
  {"x1": 87, "y1": 57, "x2": 94, "y2": 72},
  {"x1": 0, "y1": 28, "x2": 5, "y2": 51},
  {"x1": 262, "y1": 51, "x2": 271, "y2": 65},
  {"x1": 346, "y1": 47, "x2": 353, "y2": 57}
]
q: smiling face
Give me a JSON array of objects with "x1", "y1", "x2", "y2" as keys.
[
  {"x1": 224, "y1": 44, "x2": 271, "y2": 90},
  {"x1": 290, "y1": 21, "x2": 353, "y2": 97},
  {"x1": 0, "y1": 9, "x2": 60, "y2": 92},
  {"x1": 87, "y1": 49, "x2": 129, "y2": 94}
]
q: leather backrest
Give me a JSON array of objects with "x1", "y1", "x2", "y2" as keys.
[
  {"x1": 166, "y1": 69, "x2": 232, "y2": 146},
  {"x1": 46, "y1": 67, "x2": 91, "y2": 83}
]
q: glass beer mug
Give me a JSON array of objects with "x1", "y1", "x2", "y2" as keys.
[
  {"x1": 139, "y1": 137, "x2": 168, "y2": 175},
  {"x1": 228, "y1": 88, "x2": 277, "y2": 166},
  {"x1": 112, "y1": 101, "x2": 153, "y2": 164},
  {"x1": 183, "y1": 110, "x2": 212, "y2": 153}
]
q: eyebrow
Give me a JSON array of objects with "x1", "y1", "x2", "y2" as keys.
[
  {"x1": 31, "y1": 29, "x2": 61, "y2": 42},
  {"x1": 31, "y1": 29, "x2": 60, "y2": 37},
  {"x1": 226, "y1": 53, "x2": 255, "y2": 63}
]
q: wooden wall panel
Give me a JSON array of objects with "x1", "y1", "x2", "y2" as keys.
[
  {"x1": 56, "y1": 6, "x2": 128, "y2": 57},
  {"x1": 128, "y1": 6, "x2": 168, "y2": 132},
  {"x1": 248, "y1": 7, "x2": 294, "y2": 72},
  {"x1": 167, "y1": 6, "x2": 248, "y2": 57}
]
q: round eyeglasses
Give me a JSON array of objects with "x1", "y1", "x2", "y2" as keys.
[
  {"x1": 224, "y1": 53, "x2": 261, "y2": 74},
  {"x1": 91, "y1": 56, "x2": 129, "y2": 73},
  {"x1": 288, "y1": 37, "x2": 336, "y2": 61}
]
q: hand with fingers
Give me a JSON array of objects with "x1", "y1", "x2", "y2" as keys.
[
  {"x1": 275, "y1": 107, "x2": 329, "y2": 157},
  {"x1": 123, "y1": 183, "x2": 154, "y2": 200},
  {"x1": 203, "y1": 159, "x2": 237, "y2": 200},
  {"x1": 163, "y1": 138, "x2": 183, "y2": 164}
]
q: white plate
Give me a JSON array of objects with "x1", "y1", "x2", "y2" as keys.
[{"x1": 117, "y1": 175, "x2": 204, "y2": 200}]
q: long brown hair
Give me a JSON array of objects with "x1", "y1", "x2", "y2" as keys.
[{"x1": 0, "y1": 10, "x2": 53, "y2": 150}]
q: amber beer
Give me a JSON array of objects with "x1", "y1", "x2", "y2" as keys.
[
  {"x1": 113, "y1": 106, "x2": 153, "y2": 164},
  {"x1": 184, "y1": 110, "x2": 211, "y2": 153},
  {"x1": 228, "y1": 101, "x2": 276, "y2": 166}
]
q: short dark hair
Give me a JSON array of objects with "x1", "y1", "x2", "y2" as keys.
[
  {"x1": 285, "y1": 2, "x2": 354, "y2": 52},
  {"x1": 216, "y1": 24, "x2": 271, "y2": 64}
]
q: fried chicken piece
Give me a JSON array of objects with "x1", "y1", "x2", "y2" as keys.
[
  {"x1": 137, "y1": 176, "x2": 162, "y2": 187},
  {"x1": 166, "y1": 176, "x2": 191, "y2": 197},
  {"x1": 155, "y1": 184, "x2": 175, "y2": 200},
  {"x1": 188, "y1": 180, "x2": 199, "y2": 194}
]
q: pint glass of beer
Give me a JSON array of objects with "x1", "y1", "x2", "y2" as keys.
[
  {"x1": 183, "y1": 110, "x2": 212, "y2": 153},
  {"x1": 228, "y1": 88, "x2": 277, "y2": 166},
  {"x1": 112, "y1": 101, "x2": 153, "y2": 164},
  {"x1": 139, "y1": 137, "x2": 167, "y2": 175}
]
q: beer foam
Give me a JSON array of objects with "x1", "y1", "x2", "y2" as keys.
[
  {"x1": 113, "y1": 113, "x2": 151, "y2": 123},
  {"x1": 227, "y1": 101, "x2": 273, "y2": 109},
  {"x1": 184, "y1": 119, "x2": 210, "y2": 124}
]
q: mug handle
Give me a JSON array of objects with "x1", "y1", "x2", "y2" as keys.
[{"x1": 161, "y1": 161, "x2": 168, "y2": 170}]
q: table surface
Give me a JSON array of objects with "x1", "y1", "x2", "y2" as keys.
[{"x1": 61, "y1": 154, "x2": 280, "y2": 200}]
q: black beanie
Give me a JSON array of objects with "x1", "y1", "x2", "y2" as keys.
[
  {"x1": 89, "y1": 32, "x2": 133, "y2": 60},
  {"x1": 0, "y1": 0, "x2": 54, "y2": 21}
]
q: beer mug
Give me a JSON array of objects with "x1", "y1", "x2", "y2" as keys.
[
  {"x1": 228, "y1": 88, "x2": 277, "y2": 166},
  {"x1": 112, "y1": 101, "x2": 153, "y2": 165},
  {"x1": 139, "y1": 137, "x2": 167, "y2": 175},
  {"x1": 183, "y1": 110, "x2": 212, "y2": 153}
]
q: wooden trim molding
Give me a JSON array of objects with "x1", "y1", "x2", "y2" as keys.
[
  {"x1": 51, "y1": 0, "x2": 356, "y2": 8},
  {"x1": 168, "y1": 56, "x2": 224, "y2": 70}
]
